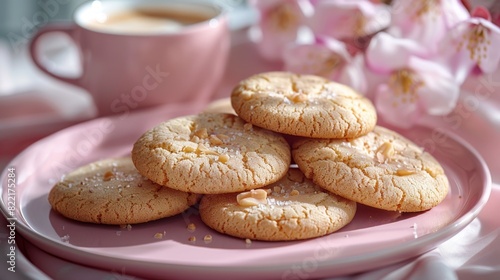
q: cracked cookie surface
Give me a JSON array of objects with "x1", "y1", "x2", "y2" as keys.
[
  {"x1": 292, "y1": 126, "x2": 449, "y2": 212},
  {"x1": 48, "y1": 157, "x2": 200, "y2": 225},
  {"x1": 199, "y1": 168, "x2": 356, "y2": 241},
  {"x1": 132, "y1": 113, "x2": 291, "y2": 194},
  {"x1": 231, "y1": 71, "x2": 377, "y2": 138}
]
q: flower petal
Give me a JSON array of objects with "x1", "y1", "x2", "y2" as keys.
[
  {"x1": 365, "y1": 32, "x2": 427, "y2": 73},
  {"x1": 440, "y1": 17, "x2": 500, "y2": 77},
  {"x1": 283, "y1": 36, "x2": 368, "y2": 93},
  {"x1": 390, "y1": 0, "x2": 469, "y2": 54},
  {"x1": 310, "y1": 0, "x2": 391, "y2": 39},
  {"x1": 374, "y1": 56, "x2": 460, "y2": 128},
  {"x1": 337, "y1": 54, "x2": 367, "y2": 94},
  {"x1": 476, "y1": 19, "x2": 500, "y2": 73},
  {"x1": 252, "y1": 0, "x2": 306, "y2": 61},
  {"x1": 283, "y1": 37, "x2": 349, "y2": 79},
  {"x1": 409, "y1": 57, "x2": 460, "y2": 115},
  {"x1": 375, "y1": 84, "x2": 421, "y2": 128},
  {"x1": 441, "y1": 0, "x2": 471, "y2": 26}
]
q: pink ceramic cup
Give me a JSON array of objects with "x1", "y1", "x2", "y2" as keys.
[{"x1": 29, "y1": 0, "x2": 230, "y2": 116}]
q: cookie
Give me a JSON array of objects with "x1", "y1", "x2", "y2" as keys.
[
  {"x1": 292, "y1": 126, "x2": 449, "y2": 212},
  {"x1": 48, "y1": 157, "x2": 200, "y2": 225},
  {"x1": 132, "y1": 113, "x2": 291, "y2": 194},
  {"x1": 231, "y1": 71, "x2": 377, "y2": 138},
  {"x1": 199, "y1": 168, "x2": 357, "y2": 241}
]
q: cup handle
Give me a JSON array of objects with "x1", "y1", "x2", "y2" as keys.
[{"x1": 29, "y1": 22, "x2": 82, "y2": 87}]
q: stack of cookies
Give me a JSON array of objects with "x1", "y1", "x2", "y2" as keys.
[{"x1": 48, "y1": 71, "x2": 449, "y2": 242}]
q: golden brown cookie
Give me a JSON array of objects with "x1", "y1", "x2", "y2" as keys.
[
  {"x1": 199, "y1": 168, "x2": 356, "y2": 241},
  {"x1": 132, "y1": 113, "x2": 291, "y2": 194},
  {"x1": 231, "y1": 71, "x2": 377, "y2": 138},
  {"x1": 48, "y1": 157, "x2": 200, "y2": 225},
  {"x1": 292, "y1": 126, "x2": 449, "y2": 212}
]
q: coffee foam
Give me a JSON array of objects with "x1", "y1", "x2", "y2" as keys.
[
  {"x1": 77, "y1": 2, "x2": 219, "y2": 35},
  {"x1": 86, "y1": 10, "x2": 187, "y2": 33}
]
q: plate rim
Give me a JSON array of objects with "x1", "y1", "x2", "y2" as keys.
[{"x1": 0, "y1": 114, "x2": 492, "y2": 278}]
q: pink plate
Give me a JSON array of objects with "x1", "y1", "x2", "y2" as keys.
[{"x1": 0, "y1": 106, "x2": 491, "y2": 280}]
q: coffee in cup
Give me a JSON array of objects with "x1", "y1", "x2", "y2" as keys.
[
  {"x1": 84, "y1": 4, "x2": 215, "y2": 34},
  {"x1": 29, "y1": 0, "x2": 230, "y2": 116}
]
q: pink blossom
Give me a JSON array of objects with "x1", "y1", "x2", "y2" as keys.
[
  {"x1": 309, "y1": 0, "x2": 391, "y2": 40},
  {"x1": 249, "y1": 0, "x2": 500, "y2": 128},
  {"x1": 366, "y1": 32, "x2": 460, "y2": 128},
  {"x1": 250, "y1": 0, "x2": 309, "y2": 61},
  {"x1": 439, "y1": 6, "x2": 500, "y2": 82},
  {"x1": 283, "y1": 36, "x2": 367, "y2": 93},
  {"x1": 389, "y1": 0, "x2": 470, "y2": 54}
]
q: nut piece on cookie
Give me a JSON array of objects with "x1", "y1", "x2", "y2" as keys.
[
  {"x1": 375, "y1": 142, "x2": 395, "y2": 163},
  {"x1": 236, "y1": 189, "x2": 268, "y2": 207},
  {"x1": 396, "y1": 169, "x2": 417, "y2": 176},
  {"x1": 287, "y1": 93, "x2": 308, "y2": 103},
  {"x1": 231, "y1": 71, "x2": 377, "y2": 138},
  {"x1": 199, "y1": 168, "x2": 356, "y2": 241},
  {"x1": 292, "y1": 126, "x2": 449, "y2": 212}
]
